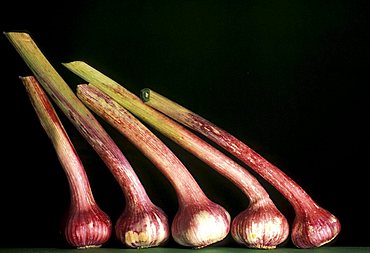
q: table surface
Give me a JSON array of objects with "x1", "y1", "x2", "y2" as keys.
[{"x1": 0, "y1": 247, "x2": 369, "y2": 253}]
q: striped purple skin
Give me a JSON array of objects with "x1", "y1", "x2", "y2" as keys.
[
  {"x1": 171, "y1": 201, "x2": 231, "y2": 248},
  {"x1": 291, "y1": 204, "x2": 341, "y2": 249},
  {"x1": 64, "y1": 204, "x2": 112, "y2": 249},
  {"x1": 231, "y1": 200, "x2": 289, "y2": 249},
  {"x1": 115, "y1": 204, "x2": 170, "y2": 248}
]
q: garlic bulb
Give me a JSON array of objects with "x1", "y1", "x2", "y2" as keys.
[
  {"x1": 231, "y1": 200, "x2": 289, "y2": 249},
  {"x1": 291, "y1": 204, "x2": 341, "y2": 248},
  {"x1": 172, "y1": 200, "x2": 231, "y2": 248},
  {"x1": 115, "y1": 203, "x2": 170, "y2": 248}
]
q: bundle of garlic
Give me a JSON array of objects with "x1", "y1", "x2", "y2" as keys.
[{"x1": 5, "y1": 31, "x2": 341, "y2": 250}]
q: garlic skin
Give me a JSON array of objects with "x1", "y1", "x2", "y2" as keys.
[
  {"x1": 291, "y1": 205, "x2": 341, "y2": 248},
  {"x1": 171, "y1": 201, "x2": 231, "y2": 248},
  {"x1": 115, "y1": 204, "x2": 170, "y2": 248},
  {"x1": 63, "y1": 204, "x2": 112, "y2": 249},
  {"x1": 231, "y1": 200, "x2": 289, "y2": 249}
]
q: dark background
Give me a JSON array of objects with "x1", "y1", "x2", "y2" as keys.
[{"x1": 1, "y1": 0, "x2": 369, "y2": 249}]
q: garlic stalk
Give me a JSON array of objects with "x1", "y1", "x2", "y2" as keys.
[{"x1": 20, "y1": 76, "x2": 112, "y2": 248}]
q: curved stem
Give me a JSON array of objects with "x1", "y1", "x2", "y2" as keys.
[
  {"x1": 21, "y1": 76, "x2": 96, "y2": 209},
  {"x1": 5, "y1": 32, "x2": 151, "y2": 209},
  {"x1": 140, "y1": 88, "x2": 323, "y2": 211},
  {"x1": 63, "y1": 61, "x2": 275, "y2": 206},
  {"x1": 76, "y1": 84, "x2": 209, "y2": 206}
]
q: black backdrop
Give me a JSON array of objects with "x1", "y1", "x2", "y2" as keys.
[{"x1": 1, "y1": 0, "x2": 369, "y2": 248}]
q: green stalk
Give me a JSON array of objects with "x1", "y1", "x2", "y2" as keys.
[{"x1": 5, "y1": 32, "x2": 169, "y2": 249}]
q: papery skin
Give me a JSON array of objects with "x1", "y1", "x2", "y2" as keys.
[
  {"x1": 291, "y1": 205, "x2": 341, "y2": 248},
  {"x1": 231, "y1": 200, "x2": 289, "y2": 249},
  {"x1": 171, "y1": 201, "x2": 231, "y2": 248},
  {"x1": 115, "y1": 204, "x2": 170, "y2": 248},
  {"x1": 64, "y1": 204, "x2": 112, "y2": 249}
]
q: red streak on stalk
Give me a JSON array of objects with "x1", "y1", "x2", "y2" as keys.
[
  {"x1": 42, "y1": 75, "x2": 151, "y2": 207},
  {"x1": 6, "y1": 32, "x2": 149, "y2": 207},
  {"x1": 77, "y1": 84, "x2": 209, "y2": 205},
  {"x1": 79, "y1": 81, "x2": 277, "y2": 206}
]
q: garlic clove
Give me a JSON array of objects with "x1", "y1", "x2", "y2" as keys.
[
  {"x1": 171, "y1": 201, "x2": 231, "y2": 248},
  {"x1": 115, "y1": 204, "x2": 170, "y2": 248}
]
